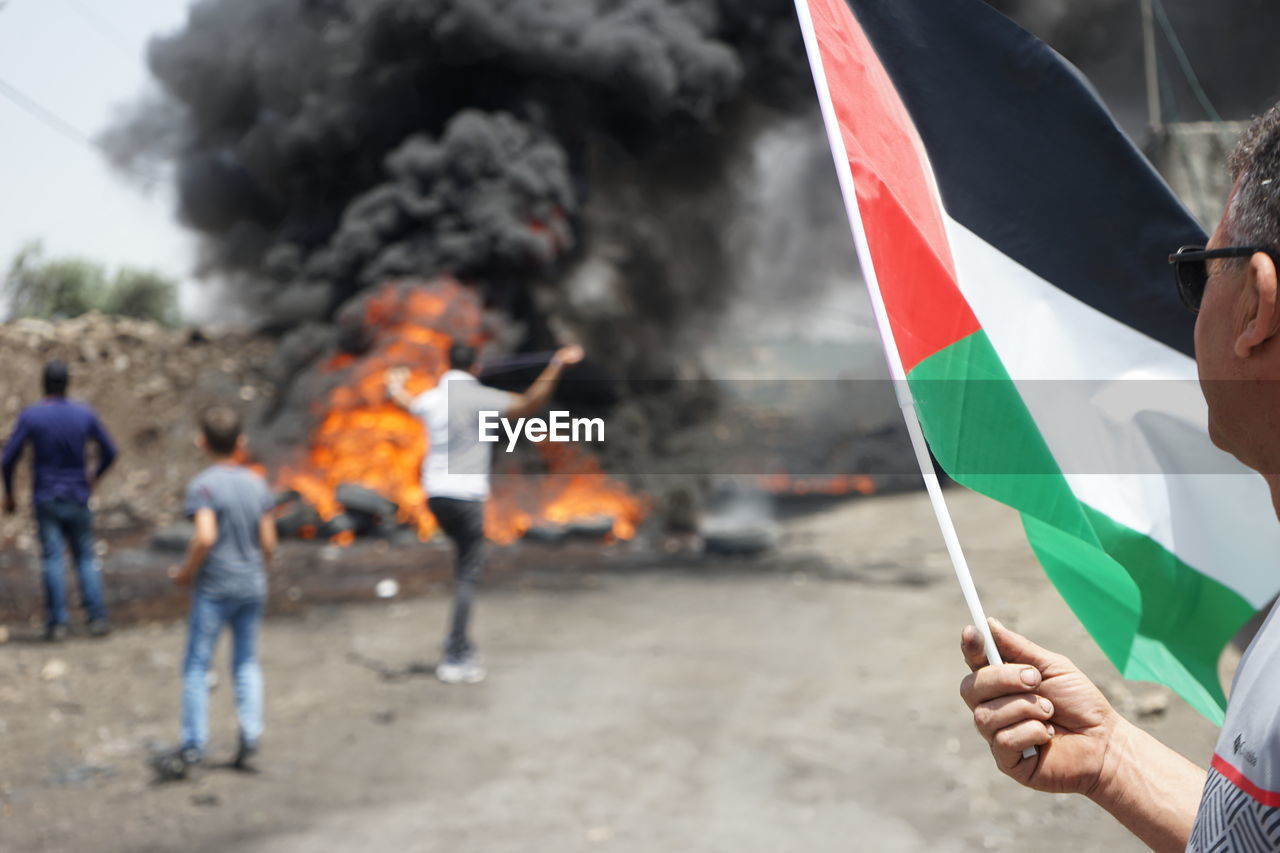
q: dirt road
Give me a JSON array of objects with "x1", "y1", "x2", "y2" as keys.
[{"x1": 0, "y1": 489, "x2": 1219, "y2": 852}]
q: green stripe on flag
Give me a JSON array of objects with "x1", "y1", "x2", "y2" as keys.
[{"x1": 908, "y1": 330, "x2": 1253, "y2": 723}]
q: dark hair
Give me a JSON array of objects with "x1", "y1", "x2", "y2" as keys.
[
  {"x1": 448, "y1": 343, "x2": 477, "y2": 372},
  {"x1": 43, "y1": 360, "x2": 69, "y2": 396},
  {"x1": 1225, "y1": 104, "x2": 1280, "y2": 252},
  {"x1": 200, "y1": 406, "x2": 242, "y2": 456}
]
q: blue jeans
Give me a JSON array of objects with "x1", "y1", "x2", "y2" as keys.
[
  {"x1": 35, "y1": 499, "x2": 107, "y2": 628},
  {"x1": 181, "y1": 593, "x2": 264, "y2": 753}
]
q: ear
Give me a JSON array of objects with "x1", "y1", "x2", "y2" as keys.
[
  {"x1": 1236, "y1": 251, "x2": 1280, "y2": 358},
  {"x1": 195, "y1": 434, "x2": 207, "y2": 451},
  {"x1": 235, "y1": 434, "x2": 248, "y2": 451}
]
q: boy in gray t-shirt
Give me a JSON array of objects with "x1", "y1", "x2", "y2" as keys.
[{"x1": 153, "y1": 406, "x2": 276, "y2": 781}]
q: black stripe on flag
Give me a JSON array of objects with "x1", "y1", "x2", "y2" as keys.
[{"x1": 845, "y1": 0, "x2": 1207, "y2": 358}]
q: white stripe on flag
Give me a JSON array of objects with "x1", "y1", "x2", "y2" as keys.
[{"x1": 945, "y1": 216, "x2": 1280, "y2": 607}]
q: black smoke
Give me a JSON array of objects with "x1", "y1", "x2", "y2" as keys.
[
  {"x1": 988, "y1": 0, "x2": 1280, "y2": 133},
  {"x1": 107, "y1": 0, "x2": 811, "y2": 357}
]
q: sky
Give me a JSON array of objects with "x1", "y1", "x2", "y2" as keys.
[{"x1": 0, "y1": 0, "x2": 198, "y2": 312}]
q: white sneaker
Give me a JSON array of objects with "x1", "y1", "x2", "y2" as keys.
[{"x1": 436, "y1": 658, "x2": 486, "y2": 684}]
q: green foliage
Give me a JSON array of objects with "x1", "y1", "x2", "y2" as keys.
[
  {"x1": 104, "y1": 268, "x2": 180, "y2": 326},
  {"x1": 3, "y1": 241, "x2": 181, "y2": 326}
]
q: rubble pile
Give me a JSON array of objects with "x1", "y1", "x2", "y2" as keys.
[{"x1": 0, "y1": 314, "x2": 275, "y2": 553}]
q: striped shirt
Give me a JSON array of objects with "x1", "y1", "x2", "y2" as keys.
[{"x1": 1188, "y1": 605, "x2": 1280, "y2": 851}]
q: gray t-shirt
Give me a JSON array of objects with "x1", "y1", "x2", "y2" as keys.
[
  {"x1": 1187, "y1": 602, "x2": 1280, "y2": 851},
  {"x1": 184, "y1": 464, "x2": 274, "y2": 601}
]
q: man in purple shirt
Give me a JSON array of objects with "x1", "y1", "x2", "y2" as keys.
[{"x1": 2, "y1": 361, "x2": 117, "y2": 641}]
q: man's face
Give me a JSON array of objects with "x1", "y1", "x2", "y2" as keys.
[
  {"x1": 1195, "y1": 220, "x2": 1251, "y2": 456},
  {"x1": 1194, "y1": 217, "x2": 1280, "y2": 470}
]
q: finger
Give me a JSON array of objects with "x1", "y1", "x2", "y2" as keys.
[
  {"x1": 991, "y1": 718, "x2": 1054, "y2": 770},
  {"x1": 960, "y1": 663, "x2": 1042, "y2": 710},
  {"x1": 961, "y1": 624, "x2": 990, "y2": 672},
  {"x1": 989, "y1": 618, "x2": 1069, "y2": 673},
  {"x1": 972, "y1": 692, "x2": 1054, "y2": 741}
]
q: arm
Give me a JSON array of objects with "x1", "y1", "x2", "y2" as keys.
[
  {"x1": 385, "y1": 367, "x2": 416, "y2": 411},
  {"x1": 1086, "y1": 718, "x2": 1206, "y2": 851},
  {"x1": 259, "y1": 513, "x2": 277, "y2": 567},
  {"x1": 960, "y1": 618, "x2": 1205, "y2": 852},
  {"x1": 88, "y1": 413, "x2": 118, "y2": 486},
  {"x1": 170, "y1": 507, "x2": 218, "y2": 586},
  {"x1": 2, "y1": 414, "x2": 30, "y2": 513},
  {"x1": 505, "y1": 345, "x2": 584, "y2": 420}
]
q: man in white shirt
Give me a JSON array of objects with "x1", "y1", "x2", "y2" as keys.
[{"x1": 388, "y1": 343, "x2": 583, "y2": 683}]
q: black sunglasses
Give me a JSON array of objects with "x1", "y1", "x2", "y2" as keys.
[{"x1": 1168, "y1": 245, "x2": 1280, "y2": 314}]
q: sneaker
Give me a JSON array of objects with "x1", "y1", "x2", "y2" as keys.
[
  {"x1": 45, "y1": 624, "x2": 68, "y2": 643},
  {"x1": 232, "y1": 738, "x2": 259, "y2": 773},
  {"x1": 151, "y1": 746, "x2": 202, "y2": 782},
  {"x1": 87, "y1": 619, "x2": 112, "y2": 638},
  {"x1": 436, "y1": 656, "x2": 485, "y2": 685}
]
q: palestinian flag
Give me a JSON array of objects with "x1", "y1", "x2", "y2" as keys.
[{"x1": 795, "y1": 0, "x2": 1280, "y2": 722}]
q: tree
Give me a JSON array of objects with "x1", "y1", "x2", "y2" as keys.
[
  {"x1": 4, "y1": 242, "x2": 106, "y2": 320},
  {"x1": 3, "y1": 242, "x2": 181, "y2": 326},
  {"x1": 104, "y1": 268, "x2": 180, "y2": 326}
]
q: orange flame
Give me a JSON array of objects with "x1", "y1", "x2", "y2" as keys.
[
  {"x1": 755, "y1": 473, "x2": 877, "y2": 497},
  {"x1": 275, "y1": 278, "x2": 645, "y2": 545}
]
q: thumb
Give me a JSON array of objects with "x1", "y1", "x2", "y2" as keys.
[{"x1": 989, "y1": 618, "x2": 1063, "y2": 672}]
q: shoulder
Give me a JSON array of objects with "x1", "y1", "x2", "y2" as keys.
[
  {"x1": 243, "y1": 468, "x2": 271, "y2": 492},
  {"x1": 62, "y1": 400, "x2": 102, "y2": 425},
  {"x1": 411, "y1": 386, "x2": 443, "y2": 411}
]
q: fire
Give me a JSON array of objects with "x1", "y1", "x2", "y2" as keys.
[
  {"x1": 755, "y1": 473, "x2": 878, "y2": 497},
  {"x1": 485, "y1": 443, "x2": 647, "y2": 544},
  {"x1": 275, "y1": 278, "x2": 645, "y2": 544}
]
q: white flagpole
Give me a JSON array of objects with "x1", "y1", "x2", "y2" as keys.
[{"x1": 791, "y1": 0, "x2": 1026, "y2": 746}]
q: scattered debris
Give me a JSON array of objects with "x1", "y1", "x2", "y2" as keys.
[
  {"x1": 564, "y1": 516, "x2": 615, "y2": 540},
  {"x1": 1136, "y1": 691, "x2": 1171, "y2": 719},
  {"x1": 151, "y1": 522, "x2": 195, "y2": 554},
  {"x1": 40, "y1": 659, "x2": 68, "y2": 681},
  {"x1": 46, "y1": 762, "x2": 116, "y2": 788},
  {"x1": 701, "y1": 519, "x2": 780, "y2": 556}
]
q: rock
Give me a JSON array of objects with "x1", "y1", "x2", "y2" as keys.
[
  {"x1": 41, "y1": 659, "x2": 68, "y2": 681},
  {"x1": 701, "y1": 518, "x2": 780, "y2": 556},
  {"x1": 1136, "y1": 691, "x2": 1170, "y2": 718},
  {"x1": 151, "y1": 522, "x2": 195, "y2": 554}
]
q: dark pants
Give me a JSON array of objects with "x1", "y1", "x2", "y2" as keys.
[
  {"x1": 427, "y1": 497, "x2": 487, "y2": 661},
  {"x1": 36, "y1": 499, "x2": 107, "y2": 628}
]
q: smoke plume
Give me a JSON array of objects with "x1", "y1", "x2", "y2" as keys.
[
  {"x1": 988, "y1": 0, "x2": 1280, "y2": 133},
  {"x1": 106, "y1": 0, "x2": 811, "y2": 359}
]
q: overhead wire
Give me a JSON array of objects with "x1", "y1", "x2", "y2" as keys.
[
  {"x1": 55, "y1": 0, "x2": 133, "y2": 57},
  {"x1": 1150, "y1": 0, "x2": 1227, "y2": 128},
  {"x1": 0, "y1": 6, "x2": 157, "y2": 182}
]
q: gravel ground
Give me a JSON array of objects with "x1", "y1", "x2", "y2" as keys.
[{"x1": 0, "y1": 488, "x2": 1221, "y2": 852}]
